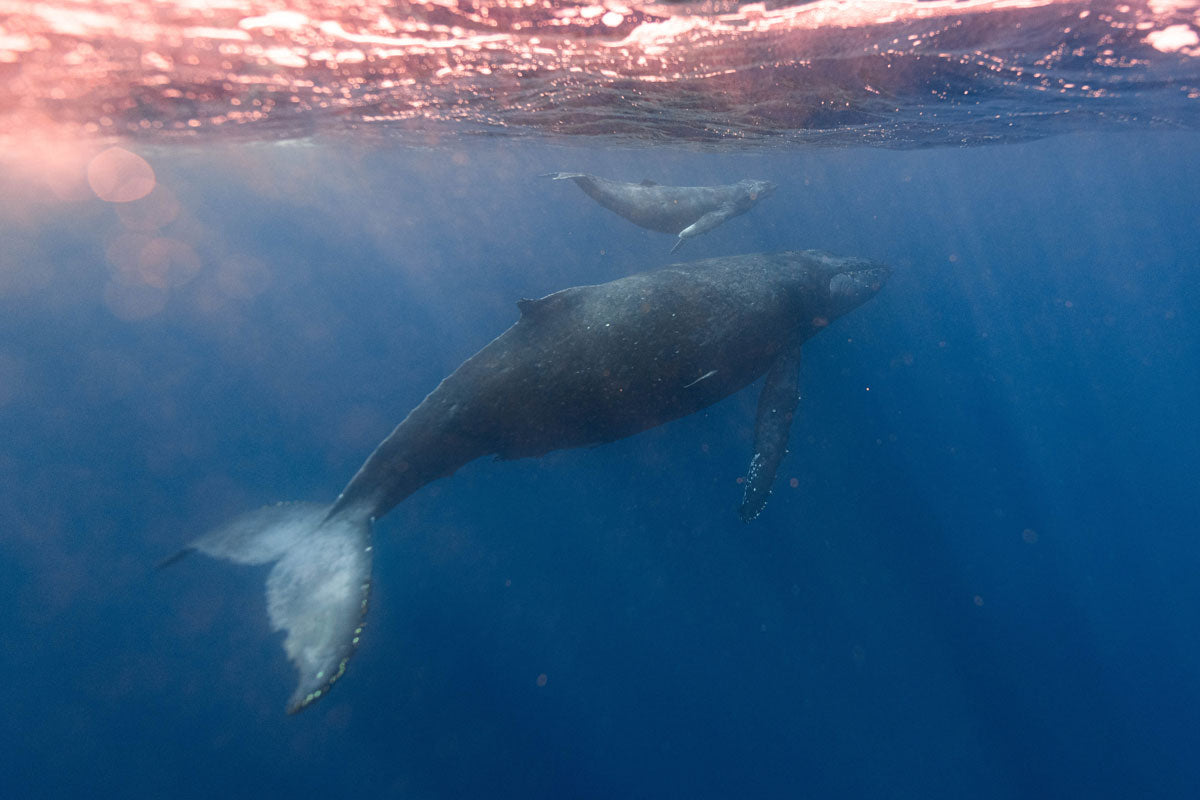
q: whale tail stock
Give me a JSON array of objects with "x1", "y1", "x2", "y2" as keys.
[{"x1": 161, "y1": 500, "x2": 374, "y2": 713}]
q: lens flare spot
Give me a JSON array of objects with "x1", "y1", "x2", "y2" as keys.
[
  {"x1": 115, "y1": 184, "x2": 181, "y2": 231},
  {"x1": 137, "y1": 238, "x2": 201, "y2": 288},
  {"x1": 87, "y1": 147, "x2": 155, "y2": 203},
  {"x1": 217, "y1": 255, "x2": 272, "y2": 298},
  {"x1": 106, "y1": 232, "x2": 154, "y2": 283},
  {"x1": 103, "y1": 279, "x2": 168, "y2": 321}
]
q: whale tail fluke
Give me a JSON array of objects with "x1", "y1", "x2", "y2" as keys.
[
  {"x1": 173, "y1": 501, "x2": 374, "y2": 713},
  {"x1": 540, "y1": 171, "x2": 588, "y2": 181}
]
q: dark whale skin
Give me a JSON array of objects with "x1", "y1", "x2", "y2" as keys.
[
  {"x1": 332, "y1": 250, "x2": 887, "y2": 519},
  {"x1": 177, "y1": 249, "x2": 887, "y2": 713}
]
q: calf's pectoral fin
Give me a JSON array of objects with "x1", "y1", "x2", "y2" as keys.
[
  {"x1": 673, "y1": 205, "x2": 736, "y2": 252},
  {"x1": 739, "y1": 338, "x2": 804, "y2": 522},
  {"x1": 680, "y1": 204, "x2": 736, "y2": 238}
]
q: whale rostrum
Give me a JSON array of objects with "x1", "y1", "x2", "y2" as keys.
[{"x1": 169, "y1": 250, "x2": 889, "y2": 712}]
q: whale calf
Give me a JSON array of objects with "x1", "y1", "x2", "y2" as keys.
[
  {"x1": 543, "y1": 173, "x2": 776, "y2": 252},
  {"x1": 170, "y1": 250, "x2": 888, "y2": 712}
]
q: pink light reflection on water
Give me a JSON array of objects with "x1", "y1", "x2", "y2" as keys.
[{"x1": 0, "y1": 0, "x2": 1194, "y2": 148}]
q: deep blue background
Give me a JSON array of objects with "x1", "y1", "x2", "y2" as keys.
[{"x1": 1, "y1": 132, "x2": 1198, "y2": 798}]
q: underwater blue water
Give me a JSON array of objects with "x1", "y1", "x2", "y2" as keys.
[{"x1": 1, "y1": 130, "x2": 1199, "y2": 798}]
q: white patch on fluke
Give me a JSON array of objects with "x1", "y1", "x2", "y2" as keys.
[
  {"x1": 192, "y1": 501, "x2": 374, "y2": 713},
  {"x1": 741, "y1": 452, "x2": 769, "y2": 521}
]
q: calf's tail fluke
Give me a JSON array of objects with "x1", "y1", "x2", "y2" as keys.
[{"x1": 168, "y1": 501, "x2": 374, "y2": 713}]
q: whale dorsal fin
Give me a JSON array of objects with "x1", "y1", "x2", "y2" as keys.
[
  {"x1": 739, "y1": 335, "x2": 804, "y2": 522},
  {"x1": 517, "y1": 288, "x2": 584, "y2": 322},
  {"x1": 639, "y1": 178, "x2": 658, "y2": 186},
  {"x1": 516, "y1": 297, "x2": 542, "y2": 316}
]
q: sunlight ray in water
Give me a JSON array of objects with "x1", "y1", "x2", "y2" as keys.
[{"x1": 2, "y1": 0, "x2": 1200, "y2": 785}]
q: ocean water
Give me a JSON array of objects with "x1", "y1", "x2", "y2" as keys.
[{"x1": 3, "y1": 2, "x2": 1200, "y2": 799}]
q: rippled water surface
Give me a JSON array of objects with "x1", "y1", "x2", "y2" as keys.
[{"x1": 2, "y1": 0, "x2": 1199, "y2": 146}]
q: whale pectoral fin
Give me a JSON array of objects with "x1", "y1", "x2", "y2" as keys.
[
  {"x1": 187, "y1": 502, "x2": 374, "y2": 713},
  {"x1": 678, "y1": 204, "x2": 736, "y2": 241},
  {"x1": 739, "y1": 339, "x2": 804, "y2": 522}
]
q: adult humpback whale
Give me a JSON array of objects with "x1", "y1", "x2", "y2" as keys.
[
  {"x1": 171, "y1": 250, "x2": 888, "y2": 713},
  {"x1": 543, "y1": 172, "x2": 776, "y2": 252}
]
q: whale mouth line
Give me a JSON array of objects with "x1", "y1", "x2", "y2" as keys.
[{"x1": 829, "y1": 263, "x2": 890, "y2": 305}]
